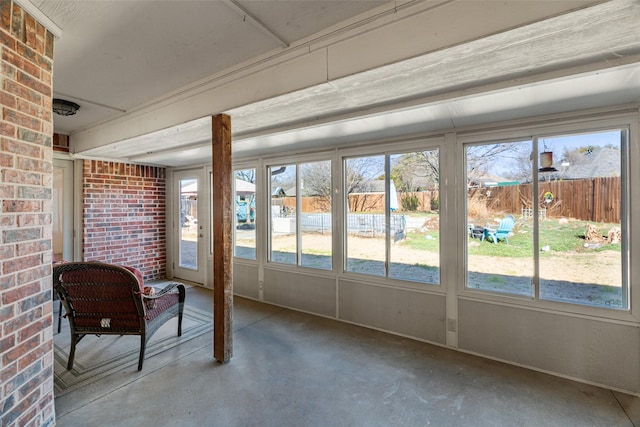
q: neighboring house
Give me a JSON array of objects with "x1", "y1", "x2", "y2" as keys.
[
  {"x1": 468, "y1": 172, "x2": 519, "y2": 189},
  {"x1": 545, "y1": 146, "x2": 621, "y2": 180},
  {"x1": 271, "y1": 187, "x2": 287, "y2": 197}
]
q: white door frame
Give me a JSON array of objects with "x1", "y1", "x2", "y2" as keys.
[
  {"x1": 53, "y1": 157, "x2": 79, "y2": 261},
  {"x1": 171, "y1": 168, "x2": 207, "y2": 284}
]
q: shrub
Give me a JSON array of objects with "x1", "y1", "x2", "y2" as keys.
[
  {"x1": 467, "y1": 192, "x2": 489, "y2": 218},
  {"x1": 431, "y1": 195, "x2": 439, "y2": 211},
  {"x1": 401, "y1": 193, "x2": 420, "y2": 211}
]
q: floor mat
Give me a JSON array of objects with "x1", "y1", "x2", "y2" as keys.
[{"x1": 53, "y1": 304, "x2": 212, "y2": 396}]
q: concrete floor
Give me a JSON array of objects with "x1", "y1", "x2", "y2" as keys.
[{"x1": 55, "y1": 285, "x2": 640, "y2": 426}]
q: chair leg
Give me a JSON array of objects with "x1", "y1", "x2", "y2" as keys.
[
  {"x1": 67, "y1": 334, "x2": 77, "y2": 370},
  {"x1": 177, "y1": 284, "x2": 185, "y2": 337},
  {"x1": 138, "y1": 333, "x2": 146, "y2": 371},
  {"x1": 57, "y1": 300, "x2": 63, "y2": 333}
]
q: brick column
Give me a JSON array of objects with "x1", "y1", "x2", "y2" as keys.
[{"x1": 0, "y1": 1, "x2": 56, "y2": 426}]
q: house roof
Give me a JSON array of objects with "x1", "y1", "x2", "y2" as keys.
[
  {"x1": 235, "y1": 179, "x2": 256, "y2": 195},
  {"x1": 545, "y1": 147, "x2": 621, "y2": 180}
]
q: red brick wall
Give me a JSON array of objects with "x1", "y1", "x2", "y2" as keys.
[
  {"x1": 83, "y1": 160, "x2": 166, "y2": 281},
  {"x1": 52, "y1": 133, "x2": 68, "y2": 152},
  {"x1": 0, "y1": 1, "x2": 56, "y2": 426}
]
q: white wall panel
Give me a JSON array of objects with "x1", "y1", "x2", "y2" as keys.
[
  {"x1": 233, "y1": 262, "x2": 259, "y2": 299},
  {"x1": 458, "y1": 299, "x2": 640, "y2": 393},
  {"x1": 264, "y1": 268, "x2": 336, "y2": 317},
  {"x1": 339, "y1": 279, "x2": 446, "y2": 344}
]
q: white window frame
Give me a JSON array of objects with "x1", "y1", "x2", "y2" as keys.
[
  {"x1": 456, "y1": 111, "x2": 637, "y2": 322},
  {"x1": 264, "y1": 153, "x2": 335, "y2": 273},
  {"x1": 339, "y1": 137, "x2": 445, "y2": 289},
  {"x1": 232, "y1": 165, "x2": 259, "y2": 261}
]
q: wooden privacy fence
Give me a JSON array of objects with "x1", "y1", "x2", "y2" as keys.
[
  {"x1": 470, "y1": 177, "x2": 621, "y2": 223},
  {"x1": 275, "y1": 177, "x2": 620, "y2": 223},
  {"x1": 278, "y1": 190, "x2": 438, "y2": 213}
]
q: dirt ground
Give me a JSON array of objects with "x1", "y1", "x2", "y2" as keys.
[
  {"x1": 266, "y1": 233, "x2": 620, "y2": 286},
  {"x1": 264, "y1": 232, "x2": 624, "y2": 308},
  {"x1": 469, "y1": 250, "x2": 621, "y2": 287}
]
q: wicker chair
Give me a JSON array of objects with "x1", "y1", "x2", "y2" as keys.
[{"x1": 53, "y1": 262, "x2": 185, "y2": 371}]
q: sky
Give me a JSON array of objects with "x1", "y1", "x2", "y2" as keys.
[{"x1": 479, "y1": 129, "x2": 624, "y2": 179}]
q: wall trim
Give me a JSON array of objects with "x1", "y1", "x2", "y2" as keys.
[{"x1": 14, "y1": 0, "x2": 62, "y2": 37}]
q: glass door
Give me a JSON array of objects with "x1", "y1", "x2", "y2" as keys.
[{"x1": 173, "y1": 169, "x2": 205, "y2": 283}]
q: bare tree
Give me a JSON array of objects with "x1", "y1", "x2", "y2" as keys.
[
  {"x1": 300, "y1": 161, "x2": 332, "y2": 212},
  {"x1": 466, "y1": 142, "x2": 531, "y2": 184},
  {"x1": 501, "y1": 147, "x2": 533, "y2": 183},
  {"x1": 390, "y1": 150, "x2": 439, "y2": 191},
  {"x1": 235, "y1": 168, "x2": 256, "y2": 184},
  {"x1": 345, "y1": 156, "x2": 384, "y2": 212},
  {"x1": 270, "y1": 165, "x2": 296, "y2": 193}
]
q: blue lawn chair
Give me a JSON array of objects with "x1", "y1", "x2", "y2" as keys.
[{"x1": 482, "y1": 215, "x2": 516, "y2": 244}]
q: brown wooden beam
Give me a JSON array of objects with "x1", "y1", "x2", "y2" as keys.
[{"x1": 212, "y1": 113, "x2": 233, "y2": 363}]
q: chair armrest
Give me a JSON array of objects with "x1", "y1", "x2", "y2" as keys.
[
  {"x1": 142, "y1": 283, "x2": 184, "y2": 300},
  {"x1": 141, "y1": 283, "x2": 185, "y2": 313}
]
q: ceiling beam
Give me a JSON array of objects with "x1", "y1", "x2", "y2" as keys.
[{"x1": 223, "y1": 0, "x2": 289, "y2": 48}]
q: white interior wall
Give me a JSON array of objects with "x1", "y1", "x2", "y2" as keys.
[
  {"x1": 234, "y1": 262, "x2": 259, "y2": 300},
  {"x1": 264, "y1": 269, "x2": 336, "y2": 318},
  {"x1": 458, "y1": 298, "x2": 640, "y2": 393},
  {"x1": 338, "y1": 279, "x2": 447, "y2": 344}
]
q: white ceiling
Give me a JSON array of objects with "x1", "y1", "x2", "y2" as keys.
[
  {"x1": 35, "y1": 0, "x2": 389, "y2": 134},
  {"x1": 34, "y1": 0, "x2": 640, "y2": 167}
]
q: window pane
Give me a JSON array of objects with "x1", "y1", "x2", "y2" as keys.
[
  {"x1": 466, "y1": 141, "x2": 534, "y2": 297},
  {"x1": 300, "y1": 161, "x2": 332, "y2": 270},
  {"x1": 389, "y1": 150, "x2": 440, "y2": 284},
  {"x1": 234, "y1": 169, "x2": 256, "y2": 259},
  {"x1": 538, "y1": 130, "x2": 625, "y2": 308},
  {"x1": 179, "y1": 178, "x2": 198, "y2": 270},
  {"x1": 270, "y1": 165, "x2": 297, "y2": 265},
  {"x1": 345, "y1": 155, "x2": 385, "y2": 276}
]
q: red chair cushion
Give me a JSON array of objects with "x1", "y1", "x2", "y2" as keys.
[{"x1": 121, "y1": 265, "x2": 145, "y2": 293}]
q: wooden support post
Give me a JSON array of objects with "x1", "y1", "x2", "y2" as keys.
[{"x1": 212, "y1": 114, "x2": 233, "y2": 363}]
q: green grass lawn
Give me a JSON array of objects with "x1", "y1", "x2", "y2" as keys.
[{"x1": 402, "y1": 219, "x2": 620, "y2": 258}]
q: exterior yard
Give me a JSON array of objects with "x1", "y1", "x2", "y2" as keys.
[{"x1": 236, "y1": 212, "x2": 623, "y2": 308}]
